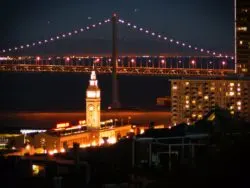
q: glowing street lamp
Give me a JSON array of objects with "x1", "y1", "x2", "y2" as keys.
[
  {"x1": 177, "y1": 60, "x2": 182, "y2": 69},
  {"x1": 95, "y1": 58, "x2": 100, "y2": 63},
  {"x1": 222, "y1": 61, "x2": 226, "y2": 69},
  {"x1": 161, "y1": 59, "x2": 165, "y2": 68},
  {"x1": 131, "y1": 58, "x2": 135, "y2": 67},
  {"x1": 190, "y1": 60, "x2": 196, "y2": 68},
  {"x1": 36, "y1": 56, "x2": 40, "y2": 65}
]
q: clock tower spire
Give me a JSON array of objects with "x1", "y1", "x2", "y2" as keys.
[{"x1": 86, "y1": 68, "x2": 101, "y2": 129}]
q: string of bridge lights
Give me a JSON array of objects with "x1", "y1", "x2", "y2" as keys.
[
  {"x1": 0, "y1": 16, "x2": 233, "y2": 60},
  {"x1": 118, "y1": 18, "x2": 234, "y2": 60},
  {"x1": 0, "y1": 18, "x2": 111, "y2": 54}
]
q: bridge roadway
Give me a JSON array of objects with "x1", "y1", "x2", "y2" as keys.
[{"x1": 0, "y1": 64, "x2": 234, "y2": 77}]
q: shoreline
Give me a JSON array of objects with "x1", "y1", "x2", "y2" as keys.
[{"x1": 0, "y1": 110, "x2": 172, "y2": 129}]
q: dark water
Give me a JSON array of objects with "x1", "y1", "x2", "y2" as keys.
[
  {"x1": 0, "y1": 72, "x2": 171, "y2": 127},
  {"x1": 0, "y1": 72, "x2": 171, "y2": 111}
]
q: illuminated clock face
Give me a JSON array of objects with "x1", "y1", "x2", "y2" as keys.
[{"x1": 88, "y1": 105, "x2": 94, "y2": 111}]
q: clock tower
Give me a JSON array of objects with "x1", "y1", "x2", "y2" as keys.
[{"x1": 86, "y1": 69, "x2": 101, "y2": 129}]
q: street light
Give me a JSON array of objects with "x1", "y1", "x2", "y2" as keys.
[
  {"x1": 131, "y1": 58, "x2": 135, "y2": 67},
  {"x1": 190, "y1": 60, "x2": 196, "y2": 69},
  {"x1": 161, "y1": 59, "x2": 165, "y2": 68},
  {"x1": 222, "y1": 61, "x2": 226, "y2": 69},
  {"x1": 177, "y1": 60, "x2": 182, "y2": 69},
  {"x1": 65, "y1": 57, "x2": 70, "y2": 65},
  {"x1": 48, "y1": 57, "x2": 51, "y2": 65},
  {"x1": 36, "y1": 56, "x2": 40, "y2": 65}
]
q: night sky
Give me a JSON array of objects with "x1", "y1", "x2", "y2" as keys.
[
  {"x1": 0, "y1": 0, "x2": 234, "y2": 55},
  {"x1": 0, "y1": 0, "x2": 235, "y2": 113}
]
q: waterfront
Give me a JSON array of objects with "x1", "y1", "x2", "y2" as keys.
[{"x1": 0, "y1": 110, "x2": 172, "y2": 129}]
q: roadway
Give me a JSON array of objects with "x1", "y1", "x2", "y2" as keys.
[{"x1": 0, "y1": 64, "x2": 235, "y2": 77}]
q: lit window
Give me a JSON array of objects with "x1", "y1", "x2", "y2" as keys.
[
  {"x1": 90, "y1": 80, "x2": 98, "y2": 86},
  {"x1": 238, "y1": 27, "x2": 247, "y2": 31},
  {"x1": 210, "y1": 87, "x2": 215, "y2": 91},
  {"x1": 242, "y1": 68, "x2": 248, "y2": 72},
  {"x1": 240, "y1": 41, "x2": 243, "y2": 45},
  {"x1": 87, "y1": 91, "x2": 100, "y2": 98},
  {"x1": 241, "y1": 9, "x2": 248, "y2": 13},
  {"x1": 207, "y1": 113, "x2": 215, "y2": 121},
  {"x1": 204, "y1": 96, "x2": 209, "y2": 100},
  {"x1": 172, "y1": 85, "x2": 178, "y2": 90}
]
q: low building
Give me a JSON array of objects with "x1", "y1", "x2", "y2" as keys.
[
  {"x1": 32, "y1": 123, "x2": 133, "y2": 153},
  {"x1": 170, "y1": 78, "x2": 250, "y2": 125}
]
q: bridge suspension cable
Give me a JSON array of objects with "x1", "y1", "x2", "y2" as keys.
[
  {"x1": 118, "y1": 18, "x2": 233, "y2": 60},
  {"x1": 0, "y1": 18, "x2": 111, "y2": 54},
  {"x1": 1, "y1": 15, "x2": 233, "y2": 60}
]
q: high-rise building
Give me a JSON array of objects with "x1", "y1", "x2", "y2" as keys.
[
  {"x1": 236, "y1": 0, "x2": 250, "y2": 74},
  {"x1": 171, "y1": 79, "x2": 250, "y2": 125},
  {"x1": 86, "y1": 70, "x2": 101, "y2": 129}
]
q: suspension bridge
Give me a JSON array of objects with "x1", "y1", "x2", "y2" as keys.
[
  {"x1": 0, "y1": 14, "x2": 235, "y2": 76},
  {"x1": 0, "y1": 14, "x2": 237, "y2": 108}
]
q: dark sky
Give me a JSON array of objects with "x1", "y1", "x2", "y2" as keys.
[{"x1": 0, "y1": 0, "x2": 234, "y2": 55}]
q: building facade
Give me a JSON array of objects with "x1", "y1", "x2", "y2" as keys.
[
  {"x1": 171, "y1": 79, "x2": 250, "y2": 125},
  {"x1": 236, "y1": 0, "x2": 250, "y2": 75},
  {"x1": 32, "y1": 125, "x2": 133, "y2": 152}
]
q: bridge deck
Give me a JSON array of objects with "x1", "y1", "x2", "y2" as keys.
[{"x1": 0, "y1": 64, "x2": 235, "y2": 77}]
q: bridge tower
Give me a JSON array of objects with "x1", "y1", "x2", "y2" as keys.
[{"x1": 111, "y1": 13, "x2": 121, "y2": 109}]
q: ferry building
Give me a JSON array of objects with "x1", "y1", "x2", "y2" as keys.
[{"x1": 28, "y1": 69, "x2": 136, "y2": 154}]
